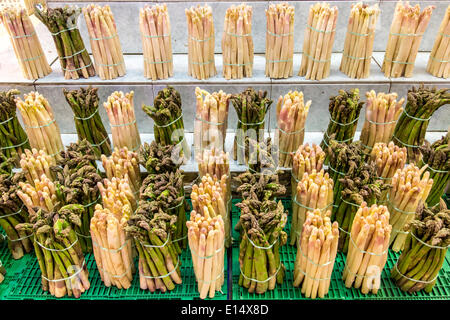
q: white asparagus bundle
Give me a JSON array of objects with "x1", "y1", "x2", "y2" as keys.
[
  {"x1": 98, "y1": 176, "x2": 138, "y2": 216},
  {"x1": 186, "y1": 4, "x2": 216, "y2": 80},
  {"x1": 291, "y1": 169, "x2": 333, "y2": 246},
  {"x1": 427, "y1": 5, "x2": 450, "y2": 78},
  {"x1": 20, "y1": 148, "x2": 55, "y2": 185},
  {"x1": 370, "y1": 142, "x2": 407, "y2": 181},
  {"x1": 293, "y1": 209, "x2": 339, "y2": 299},
  {"x1": 83, "y1": 4, "x2": 126, "y2": 80},
  {"x1": 103, "y1": 91, "x2": 141, "y2": 152},
  {"x1": 17, "y1": 173, "x2": 57, "y2": 215},
  {"x1": 101, "y1": 147, "x2": 141, "y2": 197},
  {"x1": 187, "y1": 211, "x2": 225, "y2": 299},
  {"x1": 23, "y1": 0, "x2": 46, "y2": 15},
  {"x1": 265, "y1": 3, "x2": 295, "y2": 79},
  {"x1": 340, "y1": 3, "x2": 380, "y2": 79},
  {"x1": 387, "y1": 164, "x2": 433, "y2": 252},
  {"x1": 140, "y1": 4, "x2": 173, "y2": 80},
  {"x1": 197, "y1": 147, "x2": 230, "y2": 179},
  {"x1": 16, "y1": 92, "x2": 64, "y2": 162},
  {"x1": 342, "y1": 202, "x2": 391, "y2": 294},
  {"x1": 360, "y1": 91, "x2": 405, "y2": 150},
  {"x1": 299, "y1": 2, "x2": 338, "y2": 80},
  {"x1": 222, "y1": 4, "x2": 253, "y2": 79},
  {"x1": 194, "y1": 87, "x2": 230, "y2": 155},
  {"x1": 276, "y1": 91, "x2": 311, "y2": 168},
  {"x1": 382, "y1": 1, "x2": 434, "y2": 78},
  {"x1": 90, "y1": 203, "x2": 134, "y2": 289},
  {"x1": 0, "y1": 5, "x2": 51, "y2": 80}
]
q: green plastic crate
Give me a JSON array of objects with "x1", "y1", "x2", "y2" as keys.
[{"x1": 231, "y1": 198, "x2": 450, "y2": 300}]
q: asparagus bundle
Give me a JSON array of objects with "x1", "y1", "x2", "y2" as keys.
[
  {"x1": 101, "y1": 147, "x2": 141, "y2": 196},
  {"x1": 0, "y1": 90, "x2": 30, "y2": 165},
  {"x1": 340, "y1": 3, "x2": 380, "y2": 79},
  {"x1": 360, "y1": 91, "x2": 405, "y2": 150},
  {"x1": 16, "y1": 92, "x2": 64, "y2": 162},
  {"x1": 63, "y1": 87, "x2": 111, "y2": 157},
  {"x1": 276, "y1": 91, "x2": 311, "y2": 168},
  {"x1": 98, "y1": 176, "x2": 137, "y2": 217},
  {"x1": 194, "y1": 87, "x2": 230, "y2": 154},
  {"x1": 342, "y1": 203, "x2": 391, "y2": 294},
  {"x1": 143, "y1": 86, "x2": 190, "y2": 162},
  {"x1": 391, "y1": 203, "x2": 449, "y2": 293},
  {"x1": 265, "y1": 3, "x2": 295, "y2": 79},
  {"x1": 234, "y1": 171, "x2": 286, "y2": 203},
  {"x1": 83, "y1": 4, "x2": 126, "y2": 80},
  {"x1": 140, "y1": 171, "x2": 187, "y2": 250},
  {"x1": 197, "y1": 148, "x2": 230, "y2": 179},
  {"x1": 420, "y1": 133, "x2": 450, "y2": 207},
  {"x1": 35, "y1": 5, "x2": 95, "y2": 80},
  {"x1": 16, "y1": 205, "x2": 90, "y2": 298},
  {"x1": 0, "y1": 6, "x2": 51, "y2": 80},
  {"x1": 382, "y1": 1, "x2": 434, "y2": 78},
  {"x1": 299, "y1": 2, "x2": 338, "y2": 80},
  {"x1": 245, "y1": 137, "x2": 278, "y2": 175},
  {"x1": 104, "y1": 91, "x2": 141, "y2": 152},
  {"x1": 188, "y1": 211, "x2": 225, "y2": 299},
  {"x1": 91, "y1": 203, "x2": 134, "y2": 289},
  {"x1": 0, "y1": 172, "x2": 32, "y2": 259},
  {"x1": 370, "y1": 142, "x2": 407, "y2": 182},
  {"x1": 291, "y1": 169, "x2": 333, "y2": 246},
  {"x1": 392, "y1": 86, "x2": 450, "y2": 164},
  {"x1": 231, "y1": 88, "x2": 272, "y2": 165},
  {"x1": 293, "y1": 209, "x2": 339, "y2": 299},
  {"x1": 125, "y1": 205, "x2": 182, "y2": 292},
  {"x1": 320, "y1": 89, "x2": 364, "y2": 160},
  {"x1": 139, "y1": 141, "x2": 181, "y2": 174},
  {"x1": 427, "y1": 6, "x2": 450, "y2": 78},
  {"x1": 387, "y1": 164, "x2": 433, "y2": 252},
  {"x1": 24, "y1": 0, "x2": 47, "y2": 15},
  {"x1": 0, "y1": 255, "x2": 5, "y2": 284},
  {"x1": 222, "y1": 4, "x2": 253, "y2": 80},
  {"x1": 0, "y1": 152, "x2": 14, "y2": 175},
  {"x1": 140, "y1": 4, "x2": 173, "y2": 81},
  {"x1": 185, "y1": 4, "x2": 216, "y2": 80}
]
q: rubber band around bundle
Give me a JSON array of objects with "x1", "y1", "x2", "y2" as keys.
[
  {"x1": 392, "y1": 134, "x2": 420, "y2": 149},
  {"x1": 83, "y1": 195, "x2": 101, "y2": 208},
  {"x1": 61, "y1": 48, "x2": 87, "y2": 60},
  {"x1": 51, "y1": 26, "x2": 78, "y2": 36},
  {"x1": 97, "y1": 259, "x2": 134, "y2": 279},
  {"x1": 291, "y1": 171, "x2": 301, "y2": 184},
  {"x1": 93, "y1": 237, "x2": 131, "y2": 253},
  {"x1": 267, "y1": 58, "x2": 293, "y2": 63},
  {"x1": 0, "y1": 204, "x2": 24, "y2": 219},
  {"x1": 386, "y1": 194, "x2": 416, "y2": 215},
  {"x1": 340, "y1": 197, "x2": 360, "y2": 208},
  {"x1": 349, "y1": 233, "x2": 388, "y2": 257},
  {"x1": 295, "y1": 264, "x2": 332, "y2": 282},
  {"x1": 411, "y1": 230, "x2": 450, "y2": 250},
  {"x1": 0, "y1": 137, "x2": 29, "y2": 151},
  {"x1": 197, "y1": 267, "x2": 225, "y2": 285},
  {"x1": 144, "y1": 57, "x2": 173, "y2": 64},
  {"x1": 425, "y1": 166, "x2": 449, "y2": 174},
  {"x1": 297, "y1": 242, "x2": 335, "y2": 269},
  {"x1": 327, "y1": 164, "x2": 347, "y2": 177},
  {"x1": 366, "y1": 118, "x2": 398, "y2": 125},
  {"x1": 323, "y1": 131, "x2": 354, "y2": 145},
  {"x1": 141, "y1": 256, "x2": 180, "y2": 280},
  {"x1": 237, "y1": 118, "x2": 265, "y2": 126},
  {"x1": 403, "y1": 108, "x2": 432, "y2": 122},
  {"x1": 25, "y1": 118, "x2": 56, "y2": 129},
  {"x1": 143, "y1": 33, "x2": 170, "y2": 38},
  {"x1": 226, "y1": 32, "x2": 251, "y2": 37},
  {"x1": 195, "y1": 115, "x2": 225, "y2": 126},
  {"x1": 0, "y1": 115, "x2": 16, "y2": 126},
  {"x1": 383, "y1": 57, "x2": 414, "y2": 65},
  {"x1": 167, "y1": 196, "x2": 185, "y2": 211},
  {"x1": 3, "y1": 231, "x2": 33, "y2": 243},
  {"x1": 240, "y1": 261, "x2": 282, "y2": 284},
  {"x1": 329, "y1": 115, "x2": 359, "y2": 127},
  {"x1": 276, "y1": 124, "x2": 305, "y2": 136},
  {"x1": 390, "y1": 31, "x2": 424, "y2": 37},
  {"x1": 223, "y1": 62, "x2": 253, "y2": 67},
  {"x1": 11, "y1": 31, "x2": 36, "y2": 39},
  {"x1": 439, "y1": 32, "x2": 450, "y2": 38},
  {"x1": 429, "y1": 55, "x2": 450, "y2": 64},
  {"x1": 75, "y1": 231, "x2": 92, "y2": 239},
  {"x1": 154, "y1": 113, "x2": 183, "y2": 128},
  {"x1": 190, "y1": 36, "x2": 213, "y2": 42},
  {"x1": 97, "y1": 60, "x2": 125, "y2": 67},
  {"x1": 41, "y1": 258, "x2": 86, "y2": 283},
  {"x1": 342, "y1": 52, "x2": 372, "y2": 61},
  {"x1": 307, "y1": 25, "x2": 336, "y2": 34},
  {"x1": 343, "y1": 262, "x2": 383, "y2": 281},
  {"x1": 347, "y1": 30, "x2": 373, "y2": 37},
  {"x1": 35, "y1": 236, "x2": 79, "y2": 253},
  {"x1": 190, "y1": 242, "x2": 225, "y2": 260},
  {"x1": 75, "y1": 108, "x2": 99, "y2": 121},
  {"x1": 62, "y1": 62, "x2": 93, "y2": 72},
  {"x1": 267, "y1": 30, "x2": 293, "y2": 37},
  {"x1": 302, "y1": 52, "x2": 330, "y2": 64},
  {"x1": 48, "y1": 148, "x2": 64, "y2": 158},
  {"x1": 246, "y1": 233, "x2": 277, "y2": 250},
  {"x1": 293, "y1": 194, "x2": 331, "y2": 212},
  {"x1": 393, "y1": 262, "x2": 440, "y2": 284},
  {"x1": 22, "y1": 54, "x2": 43, "y2": 62},
  {"x1": 140, "y1": 233, "x2": 170, "y2": 249},
  {"x1": 90, "y1": 34, "x2": 118, "y2": 41},
  {"x1": 392, "y1": 227, "x2": 408, "y2": 236},
  {"x1": 110, "y1": 119, "x2": 137, "y2": 128},
  {"x1": 191, "y1": 59, "x2": 215, "y2": 66}
]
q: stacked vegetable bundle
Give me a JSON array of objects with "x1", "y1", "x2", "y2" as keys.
[
  {"x1": 0, "y1": 6, "x2": 51, "y2": 80},
  {"x1": 231, "y1": 88, "x2": 272, "y2": 165},
  {"x1": 0, "y1": 90, "x2": 30, "y2": 165},
  {"x1": 392, "y1": 86, "x2": 449, "y2": 164},
  {"x1": 185, "y1": 4, "x2": 216, "y2": 80},
  {"x1": 343, "y1": 203, "x2": 391, "y2": 295},
  {"x1": 104, "y1": 90, "x2": 141, "y2": 152},
  {"x1": 340, "y1": 3, "x2": 380, "y2": 79},
  {"x1": 197, "y1": 148, "x2": 230, "y2": 180},
  {"x1": 265, "y1": 3, "x2": 295, "y2": 79},
  {"x1": 299, "y1": 2, "x2": 338, "y2": 80},
  {"x1": 194, "y1": 87, "x2": 230, "y2": 154},
  {"x1": 293, "y1": 209, "x2": 339, "y2": 299},
  {"x1": 387, "y1": 164, "x2": 433, "y2": 252},
  {"x1": 143, "y1": 86, "x2": 190, "y2": 162},
  {"x1": 360, "y1": 91, "x2": 405, "y2": 150},
  {"x1": 63, "y1": 87, "x2": 111, "y2": 157},
  {"x1": 222, "y1": 4, "x2": 254, "y2": 80},
  {"x1": 391, "y1": 202, "x2": 449, "y2": 293},
  {"x1": 16, "y1": 91, "x2": 64, "y2": 162},
  {"x1": 382, "y1": 1, "x2": 434, "y2": 78},
  {"x1": 420, "y1": 133, "x2": 449, "y2": 207},
  {"x1": 276, "y1": 91, "x2": 311, "y2": 168},
  {"x1": 320, "y1": 89, "x2": 363, "y2": 161},
  {"x1": 19, "y1": 148, "x2": 55, "y2": 184},
  {"x1": 427, "y1": 5, "x2": 450, "y2": 78},
  {"x1": 139, "y1": 141, "x2": 182, "y2": 174},
  {"x1": 35, "y1": 5, "x2": 95, "y2": 80},
  {"x1": 83, "y1": 4, "x2": 126, "y2": 80},
  {"x1": 140, "y1": 4, "x2": 173, "y2": 80}
]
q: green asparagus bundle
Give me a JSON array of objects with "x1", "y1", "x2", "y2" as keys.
[
  {"x1": 0, "y1": 90, "x2": 30, "y2": 165},
  {"x1": 391, "y1": 202, "x2": 450, "y2": 293},
  {"x1": 63, "y1": 87, "x2": 111, "y2": 157},
  {"x1": 16, "y1": 205, "x2": 90, "y2": 298},
  {"x1": 419, "y1": 133, "x2": 449, "y2": 207},
  {"x1": 0, "y1": 172, "x2": 32, "y2": 259},
  {"x1": 143, "y1": 86, "x2": 190, "y2": 162},
  {"x1": 0, "y1": 151, "x2": 14, "y2": 176},
  {"x1": 125, "y1": 205, "x2": 182, "y2": 292},
  {"x1": 393, "y1": 86, "x2": 450, "y2": 164},
  {"x1": 247, "y1": 137, "x2": 278, "y2": 175},
  {"x1": 35, "y1": 5, "x2": 95, "y2": 80},
  {"x1": 231, "y1": 88, "x2": 273, "y2": 165},
  {"x1": 320, "y1": 89, "x2": 364, "y2": 162},
  {"x1": 139, "y1": 141, "x2": 182, "y2": 174},
  {"x1": 140, "y1": 171, "x2": 187, "y2": 251}
]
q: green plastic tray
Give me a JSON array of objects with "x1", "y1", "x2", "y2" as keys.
[{"x1": 231, "y1": 198, "x2": 450, "y2": 300}]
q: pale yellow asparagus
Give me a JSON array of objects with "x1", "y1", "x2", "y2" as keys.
[
  {"x1": 20, "y1": 148, "x2": 55, "y2": 185},
  {"x1": 426, "y1": 5, "x2": 450, "y2": 78}
]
